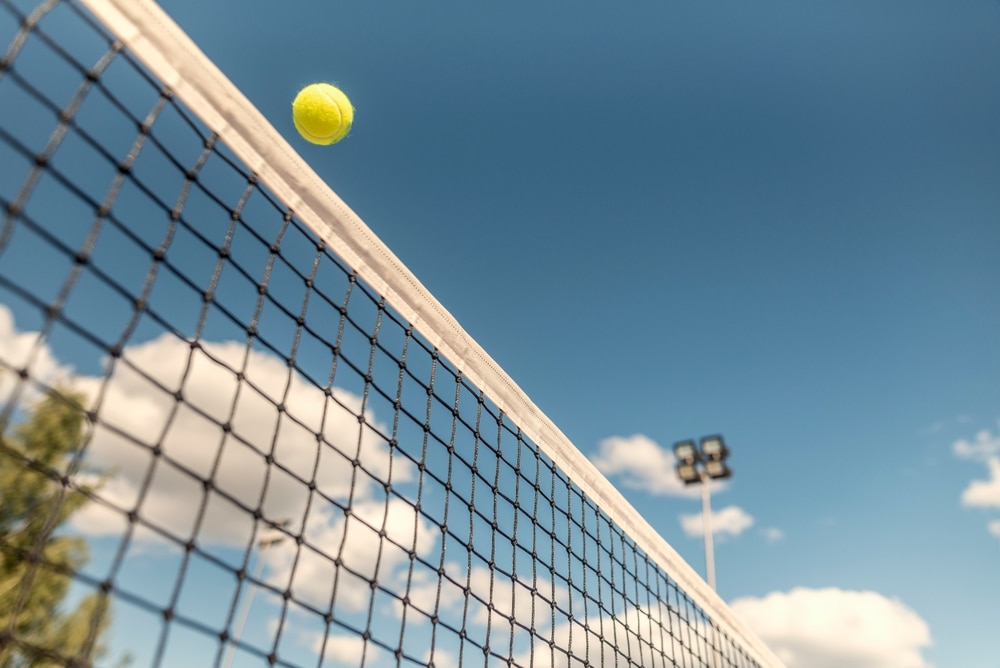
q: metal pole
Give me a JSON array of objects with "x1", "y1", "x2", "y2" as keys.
[
  {"x1": 701, "y1": 473, "x2": 721, "y2": 668},
  {"x1": 223, "y1": 525, "x2": 287, "y2": 668},
  {"x1": 222, "y1": 550, "x2": 267, "y2": 668},
  {"x1": 701, "y1": 473, "x2": 716, "y2": 591}
]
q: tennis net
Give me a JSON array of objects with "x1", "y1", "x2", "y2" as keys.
[{"x1": 0, "y1": 1, "x2": 784, "y2": 666}]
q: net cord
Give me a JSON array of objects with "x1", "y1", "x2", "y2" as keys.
[{"x1": 76, "y1": 1, "x2": 784, "y2": 665}]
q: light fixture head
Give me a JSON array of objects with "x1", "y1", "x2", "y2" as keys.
[
  {"x1": 677, "y1": 462, "x2": 702, "y2": 485},
  {"x1": 674, "y1": 440, "x2": 700, "y2": 464},
  {"x1": 704, "y1": 459, "x2": 732, "y2": 480},
  {"x1": 700, "y1": 435, "x2": 729, "y2": 460}
]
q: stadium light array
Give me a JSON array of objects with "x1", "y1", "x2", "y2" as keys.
[{"x1": 673, "y1": 436, "x2": 733, "y2": 591}]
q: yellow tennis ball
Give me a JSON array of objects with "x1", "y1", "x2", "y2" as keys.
[{"x1": 292, "y1": 83, "x2": 354, "y2": 145}]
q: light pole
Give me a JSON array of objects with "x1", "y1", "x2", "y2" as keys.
[
  {"x1": 222, "y1": 520, "x2": 289, "y2": 668},
  {"x1": 674, "y1": 436, "x2": 732, "y2": 591}
]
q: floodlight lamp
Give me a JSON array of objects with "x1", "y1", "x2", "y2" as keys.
[
  {"x1": 674, "y1": 440, "x2": 700, "y2": 463},
  {"x1": 700, "y1": 435, "x2": 728, "y2": 460},
  {"x1": 677, "y1": 463, "x2": 702, "y2": 485},
  {"x1": 704, "y1": 459, "x2": 732, "y2": 480}
]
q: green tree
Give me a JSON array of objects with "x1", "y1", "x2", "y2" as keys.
[{"x1": 0, "y1": 387, "x2": 115, "y2": 667}]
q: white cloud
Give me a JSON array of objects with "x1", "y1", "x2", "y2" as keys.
[
  {"x1": 67, "y1": 333, "x2": 414, "y2": 545},
  {"x1": 679, "y1": 505, "x2": 754, "y2": 539},
  {"x1": 390, "y1": 561, "x2": 465, "y2": 617},
  {"x1": 309, "y1": 632, "x2": 396, "y2": 666},
  {"x1": 297, "y1": 559, "x2": 569, "y2": 662},
  {"x1": 952, "y1": 427, "x2": 1000, "y2": 461},
  {"x1": 424, "y1": 648, "x2": 456, "y2": 668},
  {"x1": 590, "y1": 434, "x2": 720, "y2": 498},
  {"x1": 730, "y1": 588, "x2": 933, "y2": 668},
  {"x1": 261, "y1": 497, "x2": 438, "y2": 613},
  {"x1": 960, "y1": 457, "x2": 1000, "y2": 510},
  {"x1": 383, "y1": 562, "x2": 569, "y2": 655},
  {"x1": 514, "y1": 604, "x2": 708, "y2": 668},
  {"x1": 953, "y1": 426, "x2": 1000, "y2": 534},
  {"x1": 312, "y1": 633, "x2": 365, "y2": 661},
  {"x1": 0, "y1": 305, "x2": 75, "y2": 405},
  {"x1": 0, "y1": 311, "x2": 443, "y2": 624},
  {"x1": 761, "y1": 527, "x2": 785, "y2": 543},
  {"x1": 465, "y1": 565, "x2": 565, "y2": 629}
]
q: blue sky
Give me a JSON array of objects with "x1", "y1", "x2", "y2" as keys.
[
  {"x1": 168, "y1": 0, "x2": 1000, "y2": 664},
  {"x1": 2, "y1": 0, "x2": 999, "y2": 666}
]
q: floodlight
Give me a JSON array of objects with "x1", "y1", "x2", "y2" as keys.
[
  {"x1": 701, "y1": 435, "x2": 728, "y2": 460},
  {"x1": 677, "y1": 463, "x2": 702, "y2": 485},
  {"x1": 704, "y1": 459, "x2": 732, "y2": 480},
  {"x1": 673, "y1": 440, "x2": 700, "y2": 463},
  {"x1": 671, "y1": 434, "x2": 734, "y2": 592}
]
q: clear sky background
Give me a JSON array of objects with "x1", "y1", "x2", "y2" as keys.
[{"x1": 3, "y1": 0, "x2": 999, "y2": 666}]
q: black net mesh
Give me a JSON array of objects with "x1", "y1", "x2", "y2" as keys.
[{"x1": 0, "y1": 1, "x2": 765, "y2": 666}]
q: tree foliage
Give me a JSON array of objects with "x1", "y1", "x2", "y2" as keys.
[{"x1": 0, "y1": 388, "x2": 114, "y2": 667}]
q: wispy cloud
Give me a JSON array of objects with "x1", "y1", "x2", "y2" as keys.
[
  {"x1": 952, "y1": 426, "x2": 1000, "y2": 461},
  {"x1": 731, "y1": 587, "x2": 933, "y2": 668},
  {"x1": 761, "y1": 527, "x2": 785, "y2": 543},
  {"x1": 679, "y1": 505, "x2": 753, "y2": 539},
  {"x1": 920, "y1": 415, "x2": 976, "y2": 437},
  {"x1": 988, "y1": 521, "x2": 1000, "y2": 539}
]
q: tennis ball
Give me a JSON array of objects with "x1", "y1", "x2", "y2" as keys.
[{"x1": 292, "y1": 83, "x2": 353, "y2": 145}]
